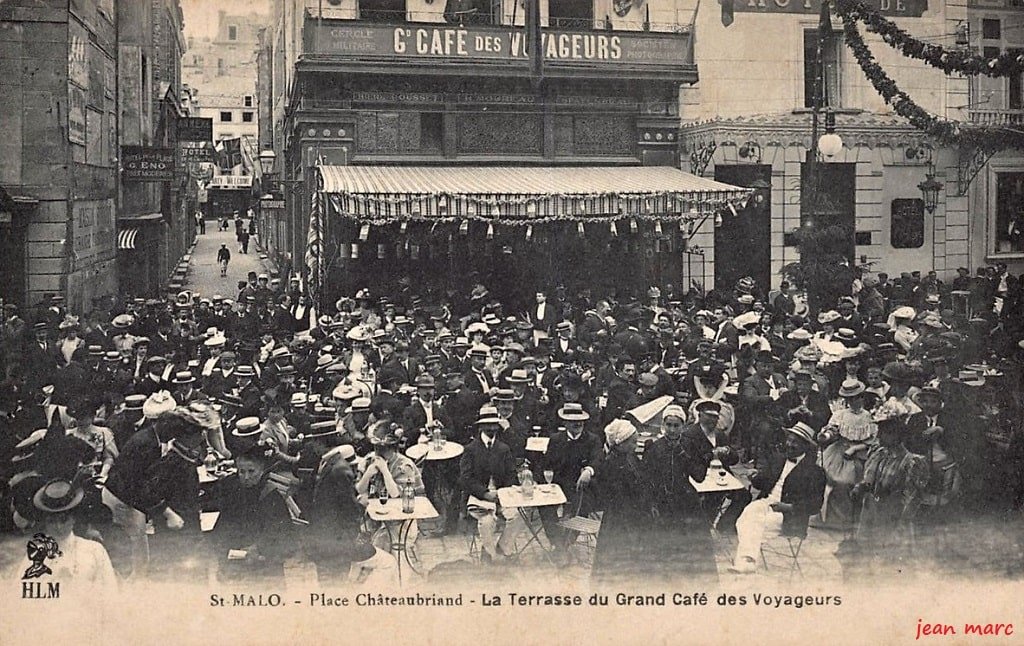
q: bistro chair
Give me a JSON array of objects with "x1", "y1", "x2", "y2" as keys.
[{"x1": 760, "y1": 533, "x2": 805, "y2": 580}]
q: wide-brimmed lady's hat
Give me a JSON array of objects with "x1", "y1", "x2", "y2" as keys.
[
  {"x1": 911, "y1": 386, "x2": 943, "y2": 405},
  {"x1": 33, "y1": 479, "x2": 84, "y2": 514},
  {"x1": 838, "y1": 379, "x2": 866, "y2": 398},
  {"x1": 369, "y1": 421, "x2": 403, "y2": 446}
]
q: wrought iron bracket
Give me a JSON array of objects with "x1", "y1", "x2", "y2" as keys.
[
  {"x1": 957, "y1": 145, "x2": 996, "y2": 196},
  {"x1": 689, "y1": 140, "x2": 717, "y2": 177}
]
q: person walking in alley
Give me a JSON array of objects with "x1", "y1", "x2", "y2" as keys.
[
  {"x1": 196, "y1": 211, "x2": 205, "y2": 235},
  {"x1": 217, "y1": 244, "x2": 231, "y2": 277},
  {"x1": 240, "y1": 229, "x2": 250, "y2": 255}
]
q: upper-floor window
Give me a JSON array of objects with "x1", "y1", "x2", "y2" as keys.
[
  {"x1": 804, "y1": 29, "x2": 843, "y2": 109},
  {"x1": 228, "y1": 25, "x2": 238, "y2": 41},
  {"x1": 550, "y1": 0, "x2": 594, "y2": 29},
  {"x1": 361, "y1": 0, "x2": 404, "y2": 23},
  {"x1": 982, "y1": 18, "x2": 1001, "y2": 40},
  {"x1": 242, "y1": 111, "x2": 254, "y2": 123},
  {"x1": 244, "y1": 95, "x2": 254, "y2": 107},
  {"x1": 220, "y1": 111, "x2": 233, "y2": 122}
]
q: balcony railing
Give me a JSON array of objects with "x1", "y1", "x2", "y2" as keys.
[{"x1": 968, "y1": 109, "x2": 1024, "y2": 126}]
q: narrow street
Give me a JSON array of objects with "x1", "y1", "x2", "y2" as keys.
[{"x1": 186, "y1": 223, "x2": 270, "y2": 298}]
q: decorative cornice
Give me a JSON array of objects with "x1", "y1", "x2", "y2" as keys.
[{"x1": 679, "y1": 111, "x2": 936, "y2": 150}]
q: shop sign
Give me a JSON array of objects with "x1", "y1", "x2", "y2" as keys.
[
  {"x1": 122, "y1": 146, "x2": 175, "y2": 181},
  {"x1": 308, "y1": 22, "x2": 691, "y2": 67},
  {"x1": 72, "y1": 199, "x2": 115, "y2": 265},
  {"x1": 735, "y1": 0, "x2": 927, "y2": 17},
  {"x1": 178, "y1": 117, "x2": 213, "y2": 142},
  {"x1": 261, "y1": 198, "x2": 285, "y2": 210},
  {"x1": 209, "y1": 175, "x2": 253, "y2": 189}
]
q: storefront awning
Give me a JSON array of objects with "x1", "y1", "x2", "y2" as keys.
[
  {"x1": 119, "y1": 212, "x2": 164, "y2": 222},
  {"x1": 118, "y1": 228, "x2": 140, "y2": 250},
  {"x1": 317, "y1": 166, "x2": 752, "y2": 224}
]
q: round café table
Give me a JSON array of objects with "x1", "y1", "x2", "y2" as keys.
[{"x1": 406, "y1": 441, "x2": 464, "y2": 535}]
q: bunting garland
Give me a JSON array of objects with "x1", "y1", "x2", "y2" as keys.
[
  {"x1": 837, "y1": 0, "x2": 1024, "y2": 78},
  {"x1": 841, "y1": 18, "x2": 1024, "y2": 151}
]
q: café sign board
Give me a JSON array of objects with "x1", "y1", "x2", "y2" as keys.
[
  {"x1": 121, "y1": 146, "x2": 175, "y2": 182},
  {"x1": 261, "y1": 198, "x2": 285, "y2": 210},
  {"x1": 307, "y1": 22, "x2": 691, "y2": 68},
  {"x1": 735, "y1": 0, "x2": 927, "y2": 17},
  {"x1": 209, "y1": 175, "x2": 253, "y2": 189}
]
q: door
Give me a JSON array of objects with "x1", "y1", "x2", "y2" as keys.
[
  {"x1": 801, "y1": 161, "x2": 856, "y2": 263},
  {"x1": 714, "y1": 164, "x2": 772, "y2": 294}
]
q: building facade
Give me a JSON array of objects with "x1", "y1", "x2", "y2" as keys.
[
  {"x1": 679, "y1": 0, "x2": 968, "y2": 292},
  {"x1": 966, "y1": 2, "x2": 1024, "y2": 276},
  {"x1": 264, "y1": 0, "x2": 717, "y2": 305},
  {"x1": 183, "y1": 8, "x2": 267, "y2": 221},
  {"x1": 0, "y1": 0, "x2": 189, "y2": 312}
]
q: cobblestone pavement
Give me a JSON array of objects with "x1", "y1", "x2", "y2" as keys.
[{"x1": 185, "y1": 223, "x2": 272, "y2": 298}]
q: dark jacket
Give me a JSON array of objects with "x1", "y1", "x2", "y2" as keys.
[
  {"x1": 458, "y1": 436, "x2": 516, "y2": 500},
  {"x1": 750, "y1": 453, "x2": 826, "y2": 537}
]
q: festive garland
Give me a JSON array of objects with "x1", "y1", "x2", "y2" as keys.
[
  {"x1": 837, "y1": 0, "x2": 1024, "y2": 77},
  {"x1": 841, "y1": 18, "x2": 1024, "y2": 151}
]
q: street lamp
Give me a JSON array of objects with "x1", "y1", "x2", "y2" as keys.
[
  {"x1": 918, "y1": 166, "x2": 943, "y2": 214},
  {"x1": 259, "y1": 150, "x2": 276, "y2": 176}
]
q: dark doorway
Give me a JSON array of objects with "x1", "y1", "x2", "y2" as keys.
[
  {"x1": 714, "y1": 164, "x2": 772, "y2": 295},
  {"x1": 800, "y1": 161, "x2": 856, "y2": 263}
]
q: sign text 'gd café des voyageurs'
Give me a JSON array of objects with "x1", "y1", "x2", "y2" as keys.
[{"x1": 310, "y1": 23, "x2": 689, "y2": 66}]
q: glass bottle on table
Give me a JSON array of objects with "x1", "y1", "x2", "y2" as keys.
[
  {"x1": 518, "y1": 460, "x2": 535, "y2": 499},
  {"x1": 401, "y1": 478, "x2": 415, "y2": 514},
  {"x1": 203, "y1": 448, "x2": 219, "y2": 475},
  {"x1": 377, "y1": 478, "x2": 389, "y2": 507}
]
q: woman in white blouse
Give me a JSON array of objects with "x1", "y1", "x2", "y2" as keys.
[{"x1": 817, "y1": 379, "x2": 877, "y2": 529}]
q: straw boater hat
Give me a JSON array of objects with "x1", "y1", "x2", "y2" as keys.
[
  {"x1": 558, "y1": 402, "x2": 590, "y2": 421},
  {"x1": 232, "y1": 417, "x2": 261, "y2": 438},
  {"x1": 507, "y1": 369, "x2": 530, "y2": 384},
  {"x1": 306, "y1": 420, "x2": 340, "y2": 439},
  {"x1": 491, "y1": 388, "x2": 516, "y2": 402},
  {"x1": 344, "y1": 397, "x2": 371, "y2": 415},
  {"x1": 475, "y1": 406, "x2": 503, "y2": 427},
  {"x1": 784, "y1": 421, "x2": 817, "y2": 445},
  {"x1": 838, "y1": 379, "x2": 866, "y2": 398},
  {"x1": 817, "y1": 310, "x2": 841, "y2": 324}
]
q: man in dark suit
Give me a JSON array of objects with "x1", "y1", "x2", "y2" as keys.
[
  {"x1": 24, "y1": 322, "x2": 58, "y2": 392},
  {"x1": 381, "y1": 341, "x2": 420, "y2": 388},
  {"x1": 577, "y1": 300, "x2": 610, "y2": 348},
  {"x1": 739, "y1": 351, "x2": 790, "y2": 465},
  {"x1": 538, "y1": 402, "x2": 603, "y2": 550},
  {"x1": 905, "y1": 387, "x2": 980, "y2": 516},
  {"x1": 776, "y1": 369, "x2": 831, "y2": 432},
  {"x1": 529, "y1": 292, "x2": 558, "y2": 340},
  {"x1": 459, "y1": 409, "x2": 525, "y2": 563},
  {"x1": 549, "y1": 321, "x2": 575, "y2": 363},
  {"x1": 729, "y1": 422, "x2": 825, "y2": 573},
  {"x1": 681, "y1": 400, "x2": 751, "y2": 533},
  {"x1": 401, "y1": 374, "x2": 452, "y2": 440},
  {"x1": 461, "y1": 345, "x2": 493, "y2": 408},
  {"x1": 135, "y1": 356, "x2": 168, "y2": 396}
]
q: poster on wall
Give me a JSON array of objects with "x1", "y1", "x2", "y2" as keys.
[
  {"x1": 71, "y1": 199, "x2": 116, "y2": 267},
  {"x1": 68, "y1": 85, "x2": 87, "y2": 146}
]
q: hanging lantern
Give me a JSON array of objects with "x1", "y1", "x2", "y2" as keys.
[
  {"x1": 630, "y1": 218, "x2": 638, "y2": 234},
  {"x1": 526, "y1": 201, "x2": 537, "y2": 216},
  {"x1": 525, "y1": 224, "x2": 533, "y2": 241},
  {"x1": 400, "y1": 220, "x2": 408, "y2": 234},
  {"x1": 351, "y1": 243, "x2": 359, "y2": 259},
  {"x1": 654, "y1": 220, "x2": 663, "y2": 235},
  {"x1": 438, "y1": 195, "x2": 449, "y2": 214},
  {"x1": 410, "y1": 201, "x2": 421, "y2": 215},
  {"x1": 492, "y1": 203, "x2": 501, "y2": 217},
  {"x1": 358, "y1": 224, "x2": 370, "y2": 241},
  {"x1": 609, "y1": 221, "x2": 618, "y2": 237},
  {"x1": 578, "y1": 221, "x2": 585, "y2": 237},
  {"x1": 918, "y1": 165, "x2": 944, "y2": 214},
  {"x1": 466, "y1": 201, "x2": 476, "y2": 215},
  {"x1": 459, "y1": 219, "x2": 469, "y2": 236},
  {"x1": 377, "y1": 243, "x2": 385, "y2": 259},
  {"x1": 486, "y1": 222, "x2": 494, "y2": 240},
  {"x1": 411, "y1": 244, "x2": 420, "y2": 260}
]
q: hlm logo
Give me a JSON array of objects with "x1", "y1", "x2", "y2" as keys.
[{"x1": 21, "y1": 533, "x2": 61, "y2": 599}]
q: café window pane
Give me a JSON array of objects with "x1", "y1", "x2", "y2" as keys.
[
  {"x1": 361, "y1": 0, "x2": 404, "y2": 22},
  {"x1": 890, "y1": 198, "x2": 924, "y2": 249},
  {"x1": 995, "y1": 172, "x2": 1024, "y2": 253}
]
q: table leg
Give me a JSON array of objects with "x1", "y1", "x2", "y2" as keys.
[
  {"x1": 383, "y1": 521, "x2": 402, "y2": 586},
  {"x1": 397, "y1": 519, "x2": 424, "y2": 576},
  {"x1": 516, "y1": 508, "x2": 558, "y2": 567}
]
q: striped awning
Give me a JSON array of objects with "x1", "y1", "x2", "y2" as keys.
[
  {"x1": 318, "y1": 166, "x2": 751, "y2": 223},
  {"x1": 117, "y1": 228, "x2": 140, "y2": 250},
  {"x1": 319, "y1": 165, "x2": 745, "y2": 197}
]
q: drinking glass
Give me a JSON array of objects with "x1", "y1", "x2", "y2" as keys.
[{"x1": 543, "y1": 469, "x2": 554, "y2": 493}]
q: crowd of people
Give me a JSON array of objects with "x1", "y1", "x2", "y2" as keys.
[{"x1": 2, "y1": 255, "x2": 1024, "y2": 587}]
